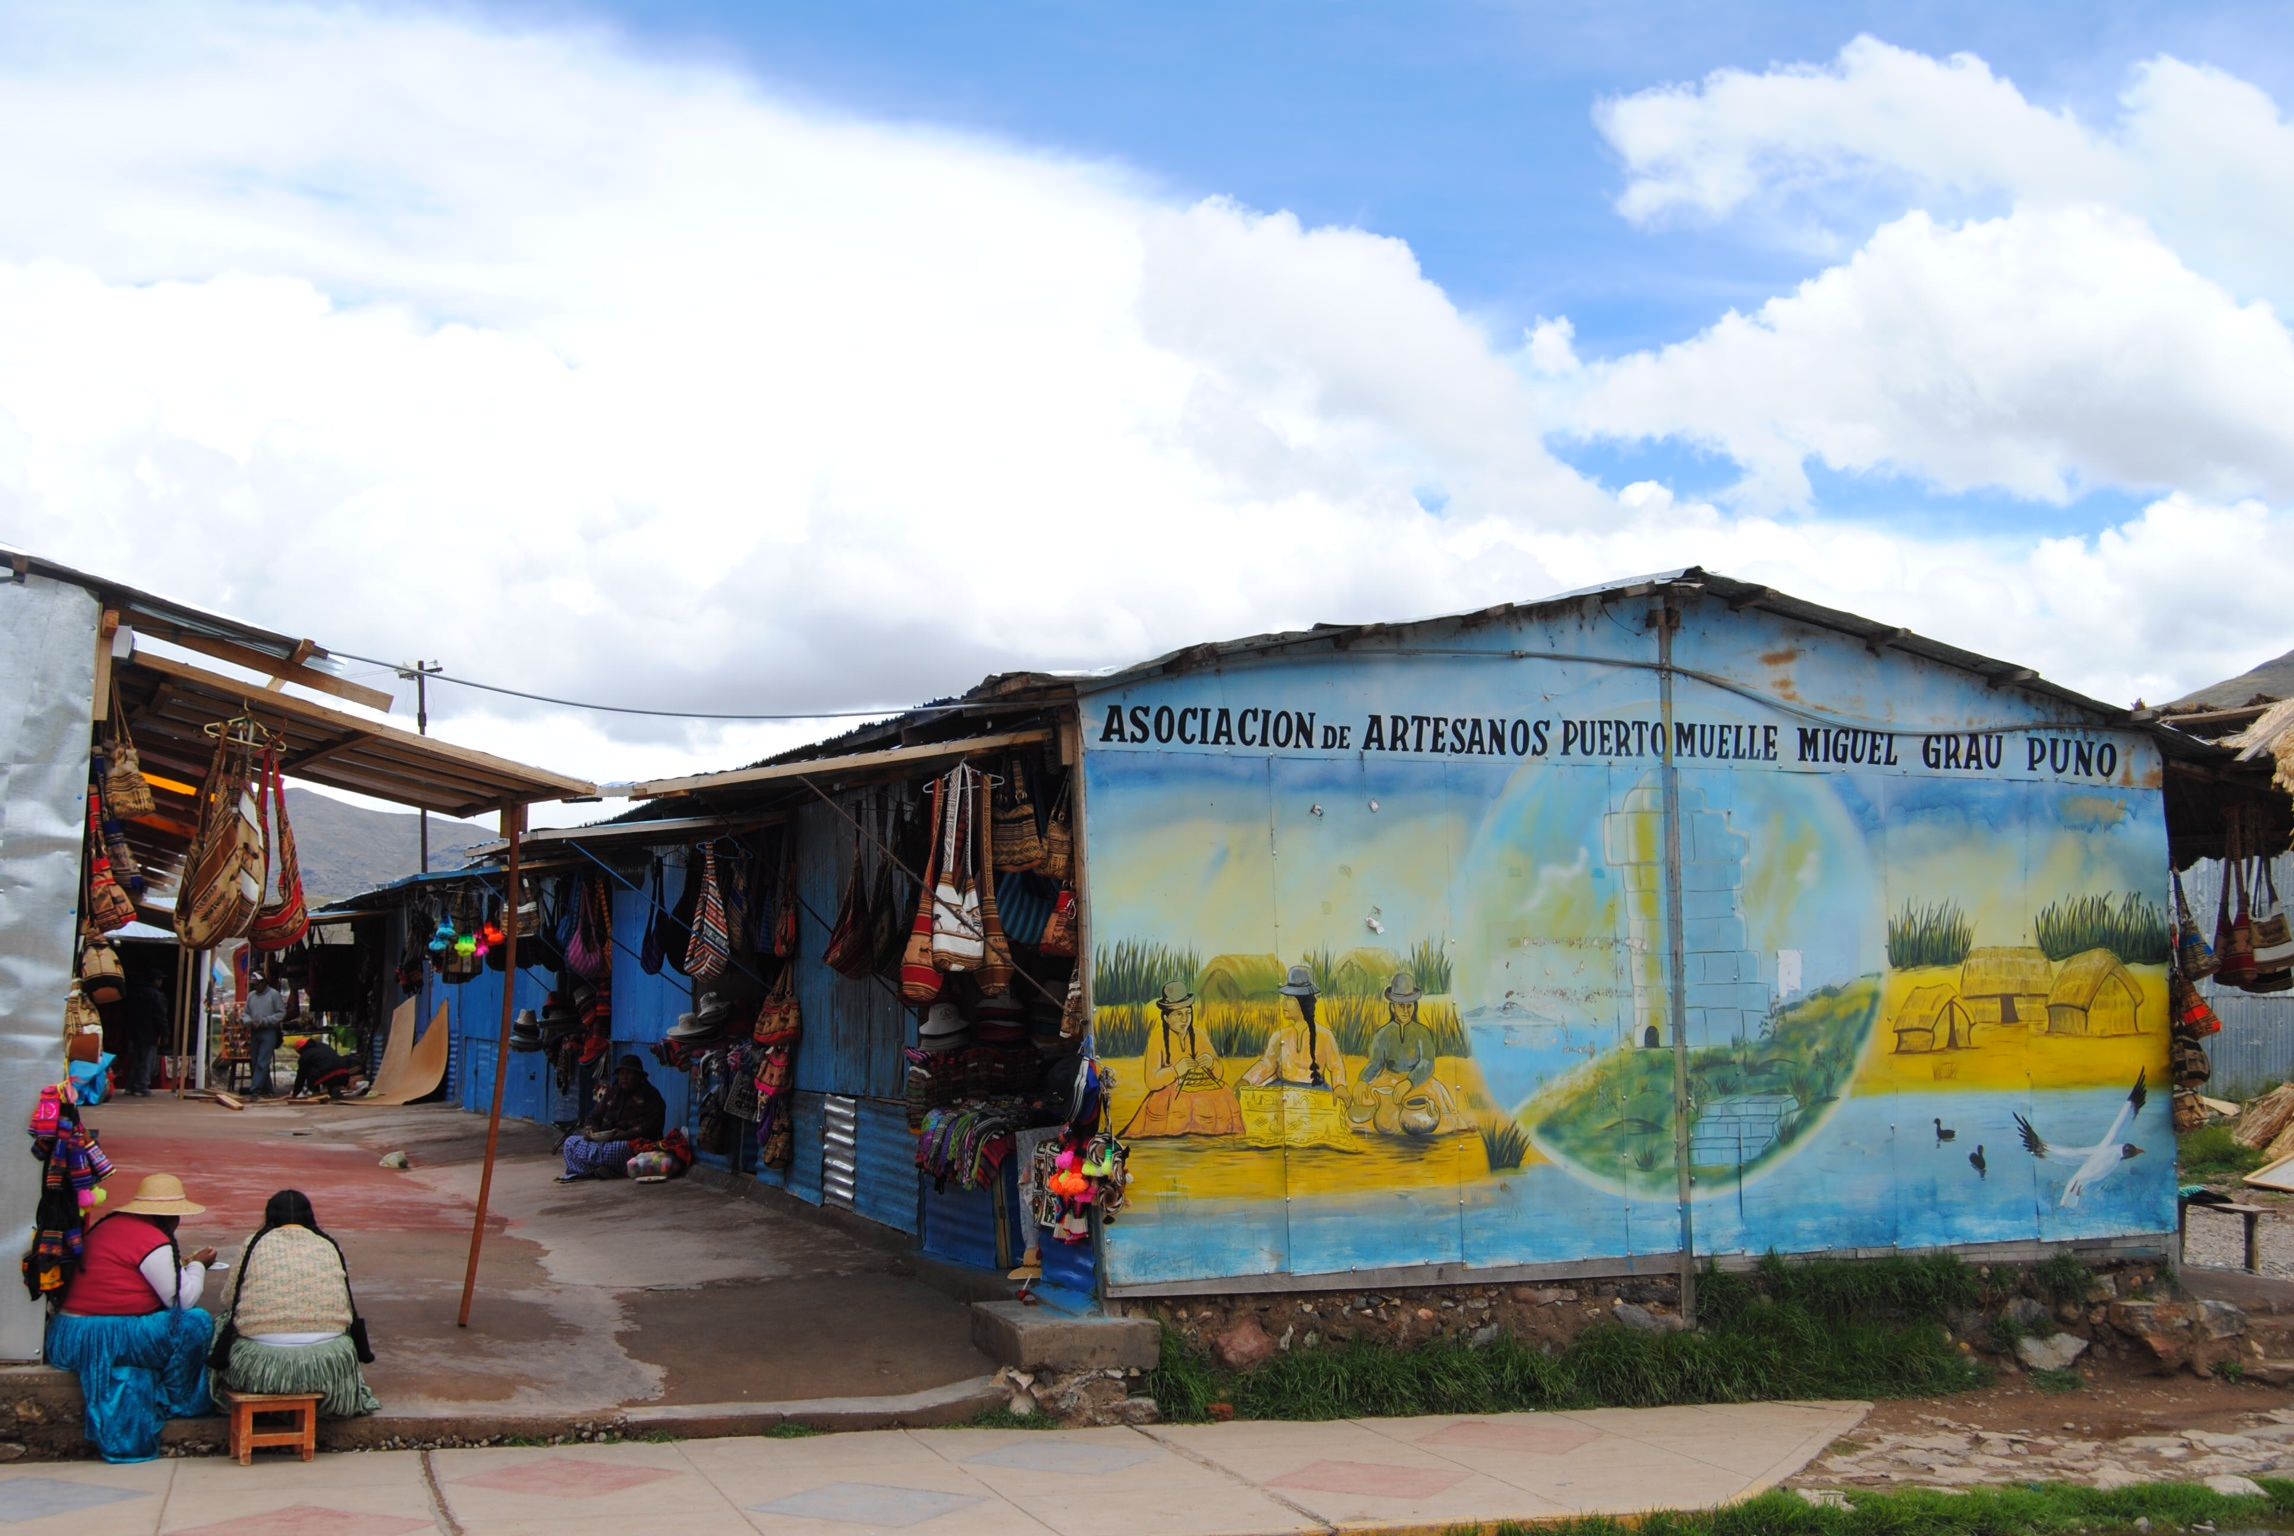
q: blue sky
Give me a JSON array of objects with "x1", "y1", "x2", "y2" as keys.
[
  {"x1": 491, "y1": 0, "x2": 2293, "y2": 529},
  {"x1": 2, "y1": 0, "x2": 2292, "y2": 785}
]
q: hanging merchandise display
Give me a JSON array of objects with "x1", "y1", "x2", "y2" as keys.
[
  {"x1": 2216, "y1": 819, "x2": 2258, "y2": 989},
  {"x1": 823, "y1": 813, "x2": 876, "y2": 978},
  {"x1": 685, "y1": 844, "x2": 732, "y2": 984},
  {"x1": 993, "y1": 757, "x2": 1046, "y2": 873},
  {"x1": 78, "y1": 937, "x2": 126, "y2": 1008},
  {"x1": 900, "y1": 777, "x2": 947, "y2": 1006},
  {"x1": 1039, "y1": 777, "x2": 1074, "y2": 883},
  {"x1": 566, "y1": 872, "x2": 612, "y2": 982},
  {"x1": 975, "y1": 771, "x2": 1016, "y2": 993},
  {"x1": 177, "y1": 718, "x2": 269, "y2": 950},
  {"x1": 772, "y1": 830, "x2": 800, "y2": 961},
  {"x1": 2251, "y1": 857, "x2": 2294, "y2": 988},
  {"x1": 2174, "y1": 869, "x2": 2219, "y2": 980},
  {"x1": 1039, "y1": 887, "x2": 1079, "y2": 959},
  {"x1": 101, "y1": 681, "x2": 155, "y2": 819},
  {"x1": 248, "y1": 751, "x2": 309, "y2": 952},
  {"x1": 665, "y1": 849, "x2": 703, "y2": 976},
  {"x1": 21, "y1": 1091, "x2": 114, "y2": 1300},
  {"x1": 639, "y1": 859, "x2": 668, "y2": 976},
  {"x1": 931, "y1": 766, "x2": 985, "y2": 971},
  {"x1": 752, "y1": 974, "x2": 802, "y2": 1169},
  {"x1": 82, "y1": 799, "x2": 138, "y2": 936}
]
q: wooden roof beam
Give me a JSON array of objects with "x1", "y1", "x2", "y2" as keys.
[{"x1": 137, "y1": 625, "x2": 397, "y2": 713}]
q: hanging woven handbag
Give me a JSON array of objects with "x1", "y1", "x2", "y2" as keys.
[
  {"x1": 992, "y1": 758, "x2": 1046, "y2": 874},
  {"x1": 1039, "y1": 778, "x2": 1074, "y2": 883},
  {"x1": 900, "y1": 778, "x2": 946, "y2": 1006},
  {"x1": 83, "y1": 799, "x2": 138, "y2": 936},
  {"x1": 100, "y1": 808, "x2": 142, "y2": 896},
  {"x1": 79, "y1": 937, "x2": 127, "y2": 1007},
  {"x1": 931, "y1": 767, "x2": 985, "y2": 972},
  {"x1": 2173, "y1": 869, "x2": 2219, "y2": 980},
  {"x1": 176, "y1": 725, "x2": 267, "y2": 949},
  {"x1": 665, "y1": 850, "x2": 702, "y2": 976},
  {"x1": 771, "y1": 835, "x2": 799, "y2": 960},
  {"x1": 685, "y1": 846, "x2": 732, "y2": 984},
  {"x1": 976, "y1": 771, "x2": 1015, "y2": 992},
  {"x1": 2248, "y1": 856, "x2": 2294, "y2": 982},
  {"x1": 2171, "y1": 971, "x2": 2223, "y2": 1036},
  {"x1": 2219, "y1": 851, "x2": 2258, "y2": 987},
  {"x1": 639, "y1": 859, "x2": 668, "y2": 976},
  {"x1": 823, "y1": 822, "x2": 876, "y2": 978},
  {"x1": 63, "y1": 982, "x2": 103, "y2": 1042},
  {"x1": 565, "y1": 874, "x2": 608, "y2": 980},
  {"x1": 102, "y1": 682, "x2": 154, "y2": 819},
  {"x1": 1040, "y1": 887, "x2": 1079, "y2": 959},
  {"x1": 249, "y1": 752, "x2": 309, "y2": 952},
  {"x1": 752, "y1": 967, "x2": 802, "y2": 1047}
]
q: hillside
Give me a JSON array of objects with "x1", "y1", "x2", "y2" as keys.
[{"x1": 284, "y1": 788, "x2": 491, "y2": 903}]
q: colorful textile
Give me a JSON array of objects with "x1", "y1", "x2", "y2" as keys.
[
  {"x1": 214, "y1": 1334, "x2": 378, "y2": 1419},
  {"x1": 230, "y1": 1226, "x2": 353, "y2": 1338},
  {"x1": 562, "y1": 1136, "x2": 635, "y2": 1179},
  {"x1": 46, "y1": 1307, "x2": 215, "y2": 1462},
  {"x1": 915, "y1": 1103, "x2": 1028, "y2": 1191}
]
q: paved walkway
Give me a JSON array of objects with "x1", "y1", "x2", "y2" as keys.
[{"x1": 0, "y1": 1402, "x2": 1864, "y2": 1534}]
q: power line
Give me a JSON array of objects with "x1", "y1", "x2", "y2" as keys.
[{"x1": 323, "y1": 649, "x2": 1026, "y2": 723}]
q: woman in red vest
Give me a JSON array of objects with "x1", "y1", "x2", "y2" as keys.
[{"x1": 44, "y1": 1174, "x2": 219, "y2": 1462}]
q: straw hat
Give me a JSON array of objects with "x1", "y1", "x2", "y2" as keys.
[{"x1": 114, "y1": 1174, "x2": 204, "y2": 1218}]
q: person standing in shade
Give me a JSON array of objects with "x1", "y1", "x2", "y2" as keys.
[
  {"x1": 243, "y1": 973, "x2": 287, "y2": 1098},
  {"x1": 125, "y1": 978, "x2": 167, "y2": 1098}
]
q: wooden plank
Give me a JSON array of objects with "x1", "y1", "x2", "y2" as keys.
[
  {"x1": 124, "y1": 651, "x2": 595, "y2": 804},
  {"x1": 146, "y1": 626, "x2": 397, "y2": 712},
  {"x1": 2245, "y1": 1153, "x2": 2294, "y2": 1193},
  {"x1": 632, "y1": 728, "x2": 1052, "y2": 799},
  {"x1": 92, "y1": 610, "x2": 119, "y2": 723},
  {"x1": 263, "y1": 639, "x2": 317, "y2": 692}
]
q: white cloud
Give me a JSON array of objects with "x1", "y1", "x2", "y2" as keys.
[
  {"x1": 1596, "y1": 36, "x2": 2294, "y2": 312},
  {"x1": 0, "y1": 4, "x2": 2286, "y2": 789},
  {"x1": 1561, "y1": 205, "x2": 2294, "y2": 507}
]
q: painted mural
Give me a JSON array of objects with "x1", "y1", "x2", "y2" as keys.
[{"x1": 1081, "y1": 601, "x2": 2176, "y2": 1288}]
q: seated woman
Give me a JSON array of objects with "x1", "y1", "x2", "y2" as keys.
[
  {"x1": 557, "y1": 1056, "x2": 667, "y2": 1182},
  {"x1": 1127, "y1": 983, "x2": 1243, "y2": 1137},
  {"x1": 44, "y1": 1173, "x2": 218, "y2": 1463},
  {"x1": 286, "y1": 1036, "x2": 367, "y2": 1101},
  {"x1": 211, "y1": 1190, "x2": 378, "y2": 1418}
]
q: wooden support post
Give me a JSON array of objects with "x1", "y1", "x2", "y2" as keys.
[{"x1": 458, "y1": 803, "x2": 525, "y2": 1328}]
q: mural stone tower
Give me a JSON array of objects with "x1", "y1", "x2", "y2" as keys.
[{"x1": 1602, "y1": 777, "x2": 1769, "y2": 1049}]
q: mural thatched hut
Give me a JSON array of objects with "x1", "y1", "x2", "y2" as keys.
[
  {"x1": 1958, "y1": 946, "x2": 2053, "y2": 1028},
  {"x1": 1893, "y1": 984, "x2": 1975, "y2": 1053},
  {"x1": 1198, "y1": 953, "x2": 1286, "y2": 1002},
  {"x1": 1333, "y1": 947, "x2": 1406, "y2": 995},
  {"x1": 2046, "y1": 949, "x2": 2144, "y2": 1036}
]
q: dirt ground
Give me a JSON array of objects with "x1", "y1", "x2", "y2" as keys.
[{"x1": 60, "y1": 1093, "x2": 996, "y2": 1438}]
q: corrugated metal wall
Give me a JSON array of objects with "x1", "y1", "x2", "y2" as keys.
[
  {"x1": 2183, "y1": 853, "x2": 2294, "y2": 1099},
  {"x1": 789, "y1": 798, "x2": 908, "y2": 1101}
]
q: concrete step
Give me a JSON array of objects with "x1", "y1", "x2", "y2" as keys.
[{"x1": 970, "y1": 1300, "x2": 1159, "y2": 1373}]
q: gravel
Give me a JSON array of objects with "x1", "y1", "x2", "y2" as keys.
[{"x1": 2181, "y1": 1198, "x2": 2294, "y2": 1278}]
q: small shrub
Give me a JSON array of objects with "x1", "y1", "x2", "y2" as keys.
[
  {"x1": 2181, "y1": 1123, "x2": 2266, "y2": 1183},
  {"x1": 2032, "y1": 1367, "x2": 2083, "y2": 1394},
  {"x1": 1478, "y1": 1116, "x2": 1531, "y2": 1171},
  {"x1": 2034, "y1": 1251, "x2": 2091, "y2": 1305}
]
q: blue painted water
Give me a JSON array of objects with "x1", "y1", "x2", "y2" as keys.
[{"x1": 1102, "y1": 1086, "x2": 2175, "y2": 1286}]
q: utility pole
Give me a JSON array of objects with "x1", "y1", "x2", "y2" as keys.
[{"x1": 401, "y1": 661, "x2": 443, "y2": 872}]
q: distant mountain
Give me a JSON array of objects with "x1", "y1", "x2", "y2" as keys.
[{"x1": 283, "y1": 788, "x2": 491, "y2": 903}]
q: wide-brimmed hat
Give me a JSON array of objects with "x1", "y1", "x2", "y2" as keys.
[
  {"x1": 539, "y1": 1000, "x2": 581, "y2": 1039},
  {"x1": 1278, "y1": 964, "x2": 1319, "y2": 998},
  {"x1": 665, "y1": 1008, "x2": 727, "y2": 1043},
  {"x1": 919, "y1": 1002, "x2": 969, "y2": 1052},
  {"x1": 1384, "y1": 971, "x2": 1423, "y2": 1005},
  {"x1": 974, "y1": 988, "x2": 1024, "y2": 1024},
  {"x1": 114, "y1": 1174, "x2": 204, "y2": 1218},
  {"x1": 510, "y1": 1009, "x2": 544, "y2": 1052},
  {"x1": 1155, "y1": 982, "x2": 1194, "y2": 1011}
]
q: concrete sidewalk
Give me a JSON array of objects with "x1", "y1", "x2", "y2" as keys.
[{"x1": 0, "y1": 1401, "x2": 1865, "y2": 1534}]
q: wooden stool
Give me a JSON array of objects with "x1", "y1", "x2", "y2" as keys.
[
  {"x1": 2179, "y1": 1192, "x2": 2270, "y2": 1272},
  {"x1": 224, "y1": 1390, "x2": 320, "y2": 1465}
]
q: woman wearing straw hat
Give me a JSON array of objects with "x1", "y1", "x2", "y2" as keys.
[
  {"x1": 1240, "y1": 966, "x2": 1349, "y2": 1092},
  {"x1": 45, "y1": 1174, "x2": 220, "y2": 1462}
]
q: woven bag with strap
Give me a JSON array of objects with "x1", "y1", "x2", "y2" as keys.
[
  {"x1": 82, "y1": 799, "x2": 138, "y2": 936},
  {"x1": 823, "y1": 820, "x2": 876, "y2": 979},
  {"x1": 249, "y1": 751, "x2": 309, "y2": 952},
  {"x1": 102, "y1": 682, "x2": 154, "y2": 819},
  {"x1": 177, "y1": 726, "x2": 266, "y2": 949},
  {"x1": 2174, "y1": 869, "x2": 2219, "y2": 980},
  {"x1": 79, "y1": 938, "x2": 126, "y2": 1007},
  {"x1": 900, "y1": 778, "x2": 946, "y2": 1006},
  {"x1": 931, "y1": 767, "x2": 985, "y2": 971},
  {"x1": 992, "y1": 759, "x2": 1046, "y2": 873},
  {"x1": 639, "y1": 859, "x2": 668, "y2": 976},
  {"x1": 685, "y1": 846, "x2": 732, "y2": 983},
  {"x1": 1039, "y1": 778, "x2": 1074, "y2": 883},
  {"x1": 976, "y1": 771, "x2": 1015, "y2": 992}
]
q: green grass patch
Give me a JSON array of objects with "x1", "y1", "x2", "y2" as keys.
[
  {"x1": 963, "y1": 1407, "x2": 1062, "y2": 1430},
  {"x1": 2035, "y1": 891, "x2": 2173, "y2": 965},
  {"x1": 2180, "y1": 1123, "x2": 2266, "y2": 1183},
  {"x1": 2034, "y1": 1251, "x2": 2091, "y2": 1304},
  {"x1": 763, "y1": 1422, "x2": 819, "y2": 1438},
  {"x1": 2032, "y1": 1367, "x2": 2084, "y2": 1394},
  {"x1": 1887, "y1": 901, "x2": 1974, "y2": 969},
  {"x1": 1475, "y1": 1478, "x2": 2294, "y2": 1535},
  {"x1": 1148, "y1": 1256, "x2": 1987, "y2": 1424}
]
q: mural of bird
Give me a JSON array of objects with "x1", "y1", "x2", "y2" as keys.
[
  {"x1": 1969, "y1": 1145, "x2": 1986, "y2": 1180},
  {"x1": 2014, "y1": 1074, "x2": 2147, "y2": 1208},
  {"x1": 1933, "y1": 1118, "x2": 1955, "y2": 1144}
]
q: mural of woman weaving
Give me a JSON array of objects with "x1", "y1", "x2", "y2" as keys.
[
  {"x1": 1350, "y1": 971, "x2": 1463, "y2": 1138},
  {"x1": 1238, "y1": 966, "x2": 1358, "y2": 1150},
  {"x1": 1125, "y1": 983, "x2": 1244, "y2": 1137}
]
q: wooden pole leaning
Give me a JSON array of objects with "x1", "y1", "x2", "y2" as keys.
[{"x1": 457, "y1": 803, "x2": 525, "y2": 1328}]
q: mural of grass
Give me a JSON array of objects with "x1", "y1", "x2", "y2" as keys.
[
  {"x1": 1404, "y1": 936, "x2": 1454, "y2": 995},
  {"x1": 1093, "y1": 1010, "x2": 1152, "y2": 1057},
  {"x1": 1477, "y1": 1115, "x2": 1531, "y2": 1171},
  {"x1": 1091, "y1": 940, "x2": 1202, "y2": 1056},
  {"x1": 1886, "y1": 901, "x2": 1974, "y2": 969},
  {"x1": 2034, "y1": 892, "x2": 2171, "y2": 965}
]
